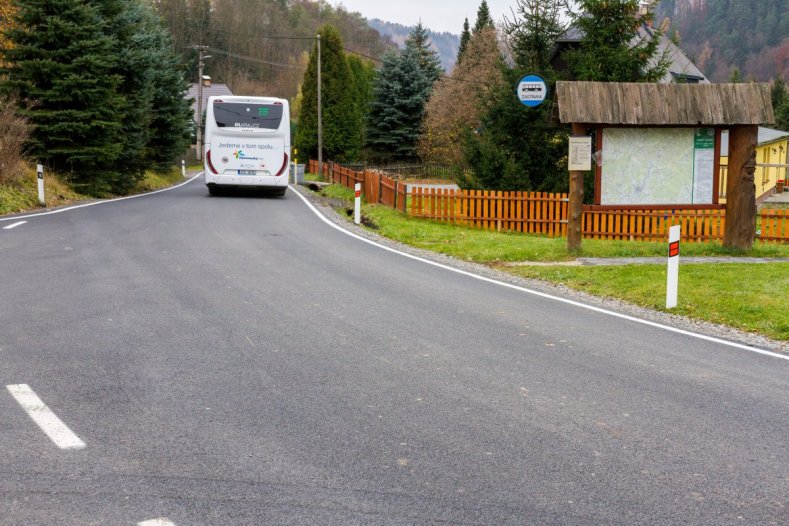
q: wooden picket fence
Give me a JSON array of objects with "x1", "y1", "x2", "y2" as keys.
[
  {"x1": 759, "y1": 208, "x2": 789, "y2": 242},
  {"x1": 582, "y1": 207, "x2": 727, "y2": 242},
  {"x1": 308, "y1": 160, "x2": 407, "y2": 212},
  {"x1": 308, "y1": 159, "x2": 789, "y2": 243},
  {"x1": 409, "y1": 187, "x2": 568, "y2": 237}
]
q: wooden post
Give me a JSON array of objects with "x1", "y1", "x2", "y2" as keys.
[
  {"x1": 567, "y1": 123, "x2": 586, "y2": 254},
  {"x1": 723, "y1": 125, "x2": 758, "y2": 249}
]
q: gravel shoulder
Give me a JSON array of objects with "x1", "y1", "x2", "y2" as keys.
[{"x1": 293, "y1": 185, "x2": 789, "y2": 354}]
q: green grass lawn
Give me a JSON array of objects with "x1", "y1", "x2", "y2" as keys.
[
  {"x1": 509, "y1": 263, "x2": 789, "y2": 341},
  {"x1": 363, "y1": 204, "x2": 789, "y2": 262},
  {"x1": 298, "y1": 183, "x2": 788, "y2": 341}
]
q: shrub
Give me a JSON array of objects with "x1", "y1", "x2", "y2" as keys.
[{"x1": 0, "y1": 96, "x2": 31, "y2": 185}]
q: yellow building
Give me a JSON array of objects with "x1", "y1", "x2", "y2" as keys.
[{"x1": 720, "y1": 127, "x2": 789, "y2": 204}]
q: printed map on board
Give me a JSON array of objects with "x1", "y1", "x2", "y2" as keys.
[{"x1": 601, "y1": 128, "x2": 697, "y2": 205}]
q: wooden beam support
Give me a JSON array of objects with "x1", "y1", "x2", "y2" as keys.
[
  {"x1": 723, "y1": 125, "x2": 758, "y2": 249},
  {"x1": 567, "y1": 123, "x2": 586, "y2": 254}
]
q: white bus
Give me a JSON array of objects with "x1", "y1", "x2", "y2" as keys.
[{"x1": 203, "y1": 95, "x2": 291, "y2": 196}]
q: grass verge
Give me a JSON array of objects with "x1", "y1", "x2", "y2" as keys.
[
  {"x1": 0, "y1": 166, "x2": 83, "y2": 215},
  {"x1": 307, "y1": 182, "x2": 789, "y2": 341},
  {"x1": 1, "y1": 166, "x2": 188, "y2": 216},
  {"x1": 508, "y1": 263, "x2": 789, "y2": 341}
]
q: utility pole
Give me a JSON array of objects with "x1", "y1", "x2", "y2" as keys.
[
  {"x1": 316, "y1": 33, "x2": 323, "y2": 179},
  {"x1": 194, "y1": 45, "x2": 210, "y2": 162}
]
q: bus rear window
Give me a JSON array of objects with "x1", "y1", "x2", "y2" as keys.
[{"x1": 213, "y1": 103, "x2": 283, "y2": 130}]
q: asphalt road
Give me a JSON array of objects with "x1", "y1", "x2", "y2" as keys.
[{"x1": 1, "y1": 178, "x2": 787, "y2": 525}]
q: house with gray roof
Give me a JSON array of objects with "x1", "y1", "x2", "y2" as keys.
[
  {"x1": 550, "y1": 22, "x2": 709, "y2": 84},
  {"x1": 185, "y1": 76, "x2": 234, "y2": 125}
]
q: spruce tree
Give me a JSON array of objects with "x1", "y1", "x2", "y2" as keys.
[
  {"x1": 142, "y1": 4, "x2": 193, "y2": 172},
  {"x1": 346, "y1": 54, "x2": 376, "y2": 150},
  {"x1": 461, "y1": 66, "x2": 567, "y2": 191},
  {"x1": 367, "y1": 47, "x2": 431, "y2": 161},
  {"x1": 104, "y1": 0, "x2": 155, "y2": 192},
  {"x1": 772, "y1": 77, "x2": 789, "y2": 131},
  {"x1": 564, "y1": 0, "x2": 670, "y2": 82},
  {"x1": 461, "y1": 0, "x2": 568, "y2": 192},
  {"x1": 405, "y1": 22, "x2": 443, "y2": 84},
  {"x1": 3, "y1": 0, "x2": 125, "y2": 194},
  {"x1": 504, "y1": 0, "x2": 567, "y2": 72},
  {"x1": 473, "y1": 1, "x2": 495, "y2": 34},
  {"x1": 295, "y1": 25, "x2": 361, "y2": 162},
  {"x1": 456, "y1": 18, "x2": 471, "y2": 66}
]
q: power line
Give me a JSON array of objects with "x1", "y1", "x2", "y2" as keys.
[
  {"x1": 207, "y1": 47, "x2": 305, "y2": 70},
  {"x1": 206, "y1": 27, "x2": 316, "y2": 41}
]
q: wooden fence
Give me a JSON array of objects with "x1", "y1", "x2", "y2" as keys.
[
  {"x1": 308, "y1": 160, "x2": 407, "y2": 212},
  {"x1": 582, "y1": 207, "x2": 726, "y2": 242},
  {"x1": 759, "y1": 208, "x2": 789, "y2": 242},
  {"x1": 308, "y1": 160, "x2": 789, "y2": 243},
  {"x1": 409, "y1": 187, "x2": 568, "y2": 237}
]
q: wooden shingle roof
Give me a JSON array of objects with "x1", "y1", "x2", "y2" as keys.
[{"x1": 556, "y1": 81, "x2": 774, "y2": 126}]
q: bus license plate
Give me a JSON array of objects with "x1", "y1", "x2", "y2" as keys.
[{"x1": 238, "y1": 170, "x2": 256, "y2": 175}]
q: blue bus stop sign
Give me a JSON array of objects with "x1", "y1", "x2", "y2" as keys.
[{"x1": 516, "y1": 74, "x2": 548, "y2": 107}]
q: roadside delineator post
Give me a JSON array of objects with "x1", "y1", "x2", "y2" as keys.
[
  {"x1": 354, "y1": 183, "x2": 361, "y2": 225},
  {"x1": 37, "y1": 164, "x2": 45, "y2": 207},
  {"x1": 181, "y1": 159, "x2": 186, "y2": 177},
  {"x1": 666, "y1": 225, "x2": 681, "y2": 309}
]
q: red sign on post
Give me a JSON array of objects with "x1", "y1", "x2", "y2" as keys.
[{"x1": 668, "y1": 241, "x2": 680, "y2": 258}]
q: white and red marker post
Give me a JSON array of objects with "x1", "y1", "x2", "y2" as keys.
[
  {"x1": 37, "y1": 164, "x2": 45, "y2": 206},
  {"x1": 666, "y1": 225, "x2": 681, "y2": 309},
  {"x1": 354, "y1": 183, "x2": 361, "y2": 225}
]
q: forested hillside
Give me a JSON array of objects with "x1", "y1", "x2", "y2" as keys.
[
  {"x1": 656, "y1": 0, "x2": 788, "y2": 82},
  {"x1": 367, "y1": 19, "x2": 460, "y2": 72},
  {"x1": 149, "y1": 0, "x2": 393, "y2": 102}
]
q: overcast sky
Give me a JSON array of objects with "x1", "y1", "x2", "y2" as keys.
[{"x1": 329, "y1": 0, "x2": 517, "y2": 34}]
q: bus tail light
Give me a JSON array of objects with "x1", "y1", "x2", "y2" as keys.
[
  {"x1": 275, "y1": 152, "x2": 289, "y2": 177},
  {"x1": 206, "y1": 150, "x2": 218, "y2": 174}
]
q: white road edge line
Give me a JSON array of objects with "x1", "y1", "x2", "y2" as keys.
[
  {"x1": 3, "y1": 221, "x2": 27, "y2": 230},
  {"x1": 6, "y1": 384, "x2": 86, "y2": 450},
  {"x1": 288, "y1": 185, "x2": 789, "y2": 362},
  {"x1": 0, "y1": 174, "x2": 202, "y2": 223},
  {"x1": 138, "y1": 519, "x2": 177, "y2": 526}
]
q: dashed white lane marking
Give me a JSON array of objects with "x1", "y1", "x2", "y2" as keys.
[
  {"x1": 3, "y1": 221, "x2": 27, "y2": 230},
  {"x1": 6, "y1": 384, "x2": 86, "y2": 450},
  {"x1": 289, "y1": 185, "x2": 789, "y2": 363},
  {"x1": 138, "y1": 519, "x2": 176, "y2": 526}
]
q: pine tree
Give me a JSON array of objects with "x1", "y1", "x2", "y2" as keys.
[
  {"x1": 346, "y1": 54, "x2": 376, "y2": 150},
  {"x1": 473, "y1": 1, "x2": 495, "y2": 34},
  {"x1": 460, "y1": 66, "x2": 567, "y2": 192},
  {"x1": 3, "y1": 0, "x2": 125, "y2": 194},
  {"x1": 504, "y1": 0, "x2": 567, "y2": 72},
  {"x1": 295, "y1": 25, "x2": 361, "y2": 162},
  {"x1": 456, "y1": 18, "x2": 471, "y2": 66},
  {"x1": 367, "y1": 47, "x2": 432, "y2": 161},
  {"x1": 405, "y1": 22, "x2": 443, "y2": 84},
  {"x1": 772, "y1": 77, "x2": 789, "y2": 131},
  {"x1": 103, "y1": 0, "x2": 155, "y2": 192},
  {"x1": 142, "y1": 5, "x2": 193, "y2": 172},
  {"x1": 564, "y1": 0, "x2": 670, "y2": 83},
  {"x1": 460, "y1": 0, "x2": 568, "y2": 192}
]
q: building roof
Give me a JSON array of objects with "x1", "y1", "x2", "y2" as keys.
[
  {"x1": 556, "y1": 81, "x2": 774, "y2": 126},
  {"x1": 553, "y1": 24, "x2": 709, "y2": 84},
  {"x1": 185, "y1": 82, "x2": 234, "y2": 123},
  {"x1": 720, "y1": 127, "x2": 789, "y2": 156}
]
